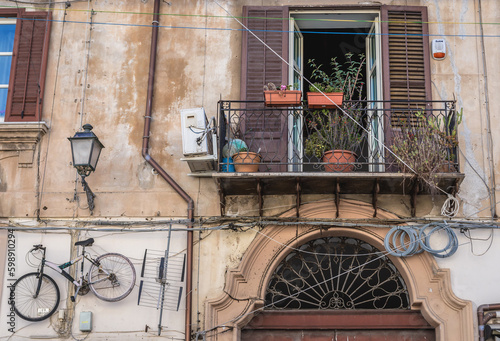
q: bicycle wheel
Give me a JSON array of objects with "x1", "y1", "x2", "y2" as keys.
[
  {"x1": 88, "y1": 253, "x2": 136, "y2": 302},
  {"x1": 12, "y1": 272, "x2": 60, "y2": 322}
]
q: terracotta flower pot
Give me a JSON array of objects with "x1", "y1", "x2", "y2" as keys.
[
  {"x1": 307, "y1": 92, "x2": 343, "y2": 108},
  {"x1": 322, "y1": 150, "x2": 356, "y2": 172},
  {"x1": 264, "y1": 90, "x2": 302, "y2": 107},
  {"x1": 232, "y1": 152, "x2": 261, "y2": 172}
]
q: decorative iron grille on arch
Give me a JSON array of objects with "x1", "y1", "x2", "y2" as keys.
[{"x1": 265, "y1": 236, "x2": 409, "y2": 310}]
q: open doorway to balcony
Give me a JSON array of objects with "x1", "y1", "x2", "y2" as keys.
[{"x1": 288, "y1": 11, "x2": 383, "y2": 172}]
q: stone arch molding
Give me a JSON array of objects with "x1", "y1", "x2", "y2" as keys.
[{"x1": 205, "y1": 199, "x2": 473, "y2": 341}]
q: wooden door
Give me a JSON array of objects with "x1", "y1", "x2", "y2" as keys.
[{"x1": 242, "y1": 310, "x2": 435, "y2": 341}]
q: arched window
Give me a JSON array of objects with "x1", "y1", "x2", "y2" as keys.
[{"x1": 265, "y1": 236, "x2": 409, "y2": 310}]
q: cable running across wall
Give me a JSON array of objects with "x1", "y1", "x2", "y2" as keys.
[
  {"x1": 6, "y1": 16, "x2": 500, "y2": 39},
  {"x1": 212, "y1": 0, "x2": 461, "y2": 208},
  {"x1": 4, "y1": 3, "x2": 500, "y2": 27},
  {"x1": 194, "y1": 228, "x2": 472, "y2": 339}
]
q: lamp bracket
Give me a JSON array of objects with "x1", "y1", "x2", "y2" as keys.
[{"x1": 80, "y1": 176, "x2": 95, "y2": 215}]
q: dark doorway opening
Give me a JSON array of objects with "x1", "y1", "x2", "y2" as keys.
[{"x1": 303, "y1": 28, "x2": 370, "y2": 92}]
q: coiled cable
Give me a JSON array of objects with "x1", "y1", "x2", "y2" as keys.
[
  {"x1": 384, "y1": 223, "x2": 458, "y2": 258},
  {"x1": 384, "y1": 226, "x2": 423, "y2": 257},
  {"x1": 418, "y1": 222, "x2": 459, "y2": 258}
]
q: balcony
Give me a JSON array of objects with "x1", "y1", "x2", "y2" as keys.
[{"x1": 204, "y1": 100, "x2": 463, "y2": 216}]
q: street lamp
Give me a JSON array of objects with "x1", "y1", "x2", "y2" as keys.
[{"x1": 68, "y1": 124, "x2": 104, "y2": 214}]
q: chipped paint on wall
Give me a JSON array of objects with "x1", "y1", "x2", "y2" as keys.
[{"x1": 432, "y1": 0, "x2": 490, "y2": 217}]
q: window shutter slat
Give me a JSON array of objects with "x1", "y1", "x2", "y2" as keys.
[
  {"x1": 5, "y1": 10, "x2": 51, "y2": 122},
  {"x1": 381, "y1": 5, "x2": 432, "y2": 133},
  {"x1": 240, "y1": 6, "x2": 289, "y2": 171},
  {"x1": 382, "y1": 6, "x2": 431, "y2": 107},
  {"x1": 241, "y1": 7, "x2": 288, "y2": 102}
]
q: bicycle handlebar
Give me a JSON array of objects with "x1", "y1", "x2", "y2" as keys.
[{"x1": 31, "y1": 244, "x2": 45, "y2": 251}]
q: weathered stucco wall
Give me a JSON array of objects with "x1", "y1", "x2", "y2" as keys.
[
  {"x1": 0, "y1": 0, "x2": 499, "y2": 339},
  {"x1": 0, "y1": 0, "x2": 498, "y2": 220}
]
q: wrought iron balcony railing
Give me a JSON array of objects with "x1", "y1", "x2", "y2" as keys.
[{"x1": 218, "y1": 100, "x2": 460, "y2": 174}]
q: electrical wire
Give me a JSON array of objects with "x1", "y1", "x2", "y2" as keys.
[
  {"x1": 3, "y1": 3, "x2": 500, "y2": 27},
  {"x1": 251, "y1": 226, "x2": 386, "y2": 257},
  {"x1": 212, "y1": 0, "x2": 460, "y2": 208},
  {"x1": 198, "y1": 229, "x2": 469, "y2": 338},
  {"x1": 418, "y1": 222, "x2": 459, "y2": 258},
  {"x1": 441, "y1": 194, "x2": 460, "y2": 217},
  {"x1": 384, "y1": 225, "x2": 423, "y2": 257},
  {"x1": 38, "y1": 1, "x2": 69, "y2": 221},
  {"x1": 7, "y1": 0, "x2": 87, "y2": 4},
  {"x1": 193, "y1": 220, "x2": 480, "y2": 338},
  {"x1": 477, "y1": 0, "x2": 497, "y2": 219},
  {"x1": 197, "y1": 251, "x2": 390, "y2": 338},
  {"x1": 4, "y1": 216, "x2": 500, "y2": 232},
  {"x1": 462, "y1": 226, "x2": 495, "y2": 256},
  {"x1": 4, "y1": 16, "x2": 500, "y2": 39}
]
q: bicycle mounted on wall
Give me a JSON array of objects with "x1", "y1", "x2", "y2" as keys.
[{"x1": 11, "y1": 238, "x2": 136, "y2": 321}]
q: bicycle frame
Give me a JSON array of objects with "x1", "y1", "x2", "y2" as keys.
[
  {"x1": 35, "y1": 246, "x2": 110, "y2": 298},
  {"x1": 14, "y1": 243, "x2": 136, "y2": 322},
  {"x1": 43, "y1": 254, "x2": 91, "y2": 287}
]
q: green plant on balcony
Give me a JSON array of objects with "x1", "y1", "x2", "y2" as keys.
[
  {"x1": 304, "y1": 52, "x2": 366, "y2": 171},
  {"x1": 263, "y1": 82, "x2": 302, "y2": 107},
  {"x1": 391, "y1": 109, "x2": 462, "y2": 188},
  {"x1": 231, "y1": 146, "x2": 261, "y2": 173},
  {"x1": 425, "y1": 108, "x2": 463, "y2": 169},
  {"x1": 307, "y1": 52, "x2": 366, "y2": 108},
  {"x1": 305, "y1": 108, "x2": 364, "y2": 157}
]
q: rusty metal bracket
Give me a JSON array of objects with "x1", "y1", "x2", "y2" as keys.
[
  {"x1": 296, "y1": 177, "x2": 301, "y2": 218},
  {"x1": 372, "y1": 179, "x2": 379, "y2": 218},
  {"x1": 257, "y1": 179, "x2": 263, "y2": 217}
]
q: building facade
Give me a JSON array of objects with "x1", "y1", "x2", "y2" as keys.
[{"x1": 0, "y1": 0, "x2": 499, "y2": 340}]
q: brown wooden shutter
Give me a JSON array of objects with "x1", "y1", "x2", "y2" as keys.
[
  {"x1": 381, "y1": 6, "x2": 432, "y2": 128},
  {"x1": 241, "y1": 7, "x2": 289, "y2": 102},
  {"x1": 5, "y1": 10, "x2": 51, "y2": 122},
  {"x1": 240, "y1": 7, "x2": 289, "y2": 171}
]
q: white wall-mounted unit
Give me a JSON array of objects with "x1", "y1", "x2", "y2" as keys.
[{"x1": 180, "y1": 108, "x2": 217, "y2": 173}]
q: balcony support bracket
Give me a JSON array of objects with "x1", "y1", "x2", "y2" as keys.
[
  {"x1": 216, "y1": 178, "x2": 226, "y2": 217},
  {"x1": 257, "y1": 179, "x2": 263, "y2": 217},
  {"x1": 453, "y1": 178, "x2": 460, "y2": 196},
  {"x1": 335, "y1": 178, "x2": 340, "y2": 218},
  {"x1": 296, "y1": 177, "x2": 301, "y2": 218},
  {"x1": 410, "y1": 177, "x2": 419, "y2": 217},
  {"x1": 372, "y1": 179, "x2": 380, "y2": 218}
]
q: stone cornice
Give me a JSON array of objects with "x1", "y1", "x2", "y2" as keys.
[{"x1": 0, "y1": 122, "x2": 49, "y2": 167}]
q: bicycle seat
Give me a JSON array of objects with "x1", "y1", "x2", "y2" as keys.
[{"x1": 75, "y1": 238, "x2": 94, "y2": 247}]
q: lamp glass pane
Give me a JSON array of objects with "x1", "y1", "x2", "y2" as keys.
[
  {"x1": 71, "y1": 139, "x2": 93, "y2": 166},
  {"x1": 89, "y1": 141, "x2": 102, "y2": 170}
]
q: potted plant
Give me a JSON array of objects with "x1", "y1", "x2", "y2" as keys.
[
  {"x1": 304, "y1": 52, "x2": 366, "y2": 172},
  {"x1": 307, "y1": 52, "x2": 365, "y2": 108},
  {"x1": 232, "y1": 147, "x2": 261, "y2": 172},
  {"x1": 307, "y1": 83, "x2": 344, "y2": 108},
  {"x1": 390, "y1": 109, "x2": 462, "y2": 190},
  {"x1": 263, "y1": 82, "x2": 302, "y2": 107},
  {"x1": 305, "y1": 108, "x2": 364, "y2": 172},
  {"x1": 424, "y1": 108, "x2": 463, "y2": 172}
]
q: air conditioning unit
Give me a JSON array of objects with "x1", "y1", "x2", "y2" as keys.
[{"x1": 180, "y1": 108, "x2": 217, "y2": 173}]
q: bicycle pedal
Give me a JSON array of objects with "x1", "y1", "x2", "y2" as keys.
[{"x1": 70, "y1": 295, "x2": 76, "y2": 302}]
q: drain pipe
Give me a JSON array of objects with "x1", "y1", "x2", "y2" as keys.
[
  {"x1": 142, "y1": 0, "x2": 194, "y2": 339},
  {"x1": 478, "y1": 303, "x2": 500, "y2": 341}
]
